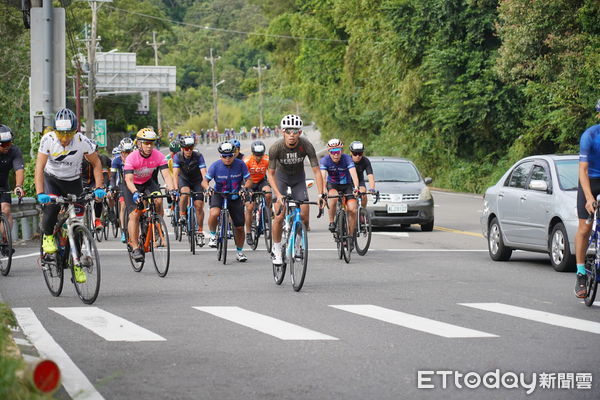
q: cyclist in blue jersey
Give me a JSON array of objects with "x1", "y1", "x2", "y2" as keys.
[
  {"x1": 202, "y1": 142, "x2": 253, "y2": 262},
  {"x1": 173, "y1": 136, "x2": 207, "y2": 239},
  {"x1": 575, "y1": 100, "x2": 600, "y2": 298},
  {"x1": 320, "y1": 138, "x2": 360, "y2": 238},
  {"x1": 109, "y1": 138, "x2": 134, "y2": 242}
]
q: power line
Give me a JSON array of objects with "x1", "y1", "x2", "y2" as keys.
[{"x1": 103, "y1": 4, "x2": 348, "y2": 43}]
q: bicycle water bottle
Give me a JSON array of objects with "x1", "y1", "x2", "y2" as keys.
[{"x1": 59, "y1": 224, "x2": 68, "y2": 248}]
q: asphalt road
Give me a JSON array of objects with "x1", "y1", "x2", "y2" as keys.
[{"x1": 1, "y1": 132, "x2": 598, "y2": 400}]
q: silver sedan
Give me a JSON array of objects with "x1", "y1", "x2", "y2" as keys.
[{"x1": 480, "y1": 154, "x2": 578, "y2": 272}]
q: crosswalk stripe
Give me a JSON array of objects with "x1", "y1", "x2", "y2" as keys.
[
  {"x1": 49, "y1": 307, "x2": 166, "y2": 342},
  {"x1": 459, "y1": 303, "x2": 600, "y2": 335},
  {"x1": 13, "y1": 308, "x2": 105, "y2": 400},
  {"x1": 330, "y1": 305, "x2": 497, "y2": 338},
  {"x1": 194, "y1": 306, "x2": 338, "y2": 340}
]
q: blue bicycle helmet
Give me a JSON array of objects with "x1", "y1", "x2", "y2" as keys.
[
  {"x1": 229, "y1": 138, "x2": 241, "y2": 149},
  {"x1": 54, "y1": 108, "x2": 78, "y2": 132}
]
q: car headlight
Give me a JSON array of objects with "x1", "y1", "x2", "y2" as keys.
[{"x1": 419, "y1": 186, "x2": 432, "y2": 201}]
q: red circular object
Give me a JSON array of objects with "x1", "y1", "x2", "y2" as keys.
[{"x1": 32, "y1": 359, "x2": 61, "y2": 393}]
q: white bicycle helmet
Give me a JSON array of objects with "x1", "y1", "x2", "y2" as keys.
[
  {"x1": 181, "y1": 136, "x2": 195, "y2": 147},
  {"x1": 120, "y1": 137, "x2": 134, "y2": 152},
  {"x1": 112, "y1": 146, "x2": 121, "y2": 156},
  {"x1": 280, "y1": 114, "x2": 303, "y2": 129},
  {"x1": 327, "y1": 138, "x2": 344, "y2": 150}
]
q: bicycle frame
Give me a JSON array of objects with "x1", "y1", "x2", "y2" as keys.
[{"x1": 52, "y1": 193, "x2": 94, "y2": 268}]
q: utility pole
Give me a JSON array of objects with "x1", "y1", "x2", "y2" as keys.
[
  {"x1": 86, "y1": 1, "x2": 99, "y2": 137},
  {"x1": 253, "y1": 59, "x2": 267, "y2": 136},
  {"x1": 146, "y1": 31, "x2": 165, "y2": 134},
  {"x1": 205, "y1": 48, "x2": 221, "y2": 131},
  {"x1": 42, "y1": 0, "x2": 54, "y2": 127}
]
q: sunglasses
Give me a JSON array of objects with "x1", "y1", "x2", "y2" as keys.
[
  {"x1": 351, "y1": 152, "x2": 363, "y2": 156},
  {"x1": 284, "y1": 129, "x2": 301, "y2": 135},
  {"x1": 329, "y1": 150, "x2": 342, "y2": 155},
  {"x1": 139, "y1": 140, "x2": 155, "y2": 145},
  {"x1": 56, "y1": 131, "x2": 75, "y2": 137},
  {"x1": 221, "y1": 153, "x2": 234, "y2": 158},
  {"x1": 182, "y1": 146, "x2": 194, "y2": 151},
  {"x1": 0, "y1": 142, "x2": 12, "y2": 148}
]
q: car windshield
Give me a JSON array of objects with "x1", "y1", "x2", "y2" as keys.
[
  {"x1": 555, "y1": 159, "x2": 578, "y2": 191},
  {"x1": 372, "y1": 161, "x2": 421, "y2": 182}
]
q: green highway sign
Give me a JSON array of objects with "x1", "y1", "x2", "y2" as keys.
[{"x1": 94, "y1": 119, "x2": 107, "y2": 147}]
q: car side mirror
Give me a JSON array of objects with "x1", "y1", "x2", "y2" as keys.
[
  {"x1": 529, "y1": 180, "x2": 548, "y2": 192},
  {"x1": 424, "y1": 177, "x2": 433, "y2": 185}
]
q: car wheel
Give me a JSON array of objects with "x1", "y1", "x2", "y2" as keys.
[
  {"x1": 488, "y1": 217, "x2": 512, "y2": 261},
  {"x1": 550, "y1": 222, "x2": 576, "y2": 272},
  {"x1": 420, "y1": 220, "x2": 434, "y2": 232}
]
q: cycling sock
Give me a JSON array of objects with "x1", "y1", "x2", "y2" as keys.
[
  {"x1": 236, "y1": 247, "x2": 243, "y2": 252},
  {"x1": 577, "y1": 264, "x2": 586, "y2": 275},
  {"x1": 273, "y1": 241, "x2": 281, "y2": 252},
  {"x1": 210, "y1": 231, "x2": 216, "y2": 236}
]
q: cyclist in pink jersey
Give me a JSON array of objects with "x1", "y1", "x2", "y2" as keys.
[{"x1": 124, "y1": 128, "x2": 176, "y2": 261}]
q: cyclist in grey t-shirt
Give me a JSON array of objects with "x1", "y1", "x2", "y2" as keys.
[{"x1": 267, "y1": 114, "x2": 326, "y2": 266}]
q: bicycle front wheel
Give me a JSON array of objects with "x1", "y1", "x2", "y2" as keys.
[
  {"x1": 150, "y1": 214, "x2": 170, "y2": 277},
  {"x1": 335, "y1": 211, "x2": 344, "y2": 260},
  {"x1": 289, "y1": 222, "x2": 308, "y2": 292},
  {"x1": 70, "y1": 225, "x2": 101, "y2": 304},
  {"x1": 584, "y1": 255, "x2": 598, "y2": 306},
  {"x1": 342, "y1": 213, "x2": 351, "y2": 264},
  {"x1": 111, "y1": 202, "x2": 120, "y2": 238},
  {"x1": 188, "y1": 210, "x2": 196, "y2": 255},
  {"x1": 41, "y1": 237, "x2": 64, "y2": 297},
  {"x1": 125, "y1": 212, "x2": 144, "y2": 273},
  {"x1": 262, "y1": 205, "x2": 272, "y2": 253},
  {"x1": 221, "y1": 212, "x2": 229, "y2": 265},
  {"x1": 250, "y1": 209, "x2": 259, "y2": 251},
  {"x1": 355, "y1": 207, "x2": 372, "y2": 256},
  {"x1": 273, "y1": 241, "x2": 286, "y2": 285},
  {"x1": 0, "y1": 215, "x2": 13, "y2": 276}
]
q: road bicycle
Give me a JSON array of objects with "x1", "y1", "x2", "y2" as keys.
[
  {"x1": 211, "y1": 191, "x2": 237, "y2": 265},
  {"x1": 0, "y1": 191, "x2": 21, "y2": 276},
  {"x1": 180, "y1": 191, "x2": 206, "y2": 255},
  {"x1": 249, "y1": 190, "x2": 272, "y2": 253},
  {"x1": 96, "y1": 197, "x2": 110, "y2": 242},
  {"x1": 328, "y1": 193, "x2": 355, "y2": 264},
  {"x1": 108, "y1": 189, "x2": 121, "y2": 239},
  {"x1": 354, "y1": 190, "x2": 379, "y2": 256},
  {"x1": 170, "y1": 200, "x2": 182, "y2": 241},
  {"x1": 125, "y1": 191, "x2": 171, "y2": 277},
  {"x1": 274, "y1": 186, "x2": 323, "y2": 292},
  {"x1": 39, "y1": 189, "x2": 101, "y2": 304},
  {"x1": 584, "y1": 197, "x2": 600, "y2": 306}
]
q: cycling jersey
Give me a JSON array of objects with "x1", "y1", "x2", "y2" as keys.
[
  {"x1": 173, "y1": 150, "x2": 206, "y2": 181},
  {"x1": 244, "y1": 155, "x2": 269, "y2": 183},
  {"x1": 110, "y1": 156, "x2": 125, "y2": 187},
  {"x1": 320, "y1": 154, "x2": 355, "y2": 185},
  {"x1": 38, "y1": 131, "x2": 95, "y2": 181},
  {"x1": 205, "y1": 158, "x2": 250, "y2": 193},
  {"x1": 81, "y1": 154, "x2": 111, "y2": 186},
  {"x1": 268, "y1": 136, "x2": 319, "y2": 175},
  {"x1": 0, "y1": 146, "x2": 24, "y2": 188},
  {"x1": 124, "y1": 149, "x2": 168, "y2": 185},
  {"x1": 580, "y1": 124, "x2": 600, "y2": 178},
  {"x1": 354, "y1": 156, "x2": 373, "y2": 185}
]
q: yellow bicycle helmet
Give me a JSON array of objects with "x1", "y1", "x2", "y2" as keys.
[{"x1": 136, "y1": 127, "x2": 158, "y2": 141}]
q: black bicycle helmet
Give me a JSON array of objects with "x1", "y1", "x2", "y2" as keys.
[
  {"x1": 0, "y1": 125, "x2": 12, "y2": 143},
  {"x1": 251, "y1": 140, "x2": 266, "y2": 156},
  {"x1": 349, "y1": 141, "x2": 365, "y2": 153},
  {"x1": 218, "y1": 141, "x2": 235, "y2": 155}
]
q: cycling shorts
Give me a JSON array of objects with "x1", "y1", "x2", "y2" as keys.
[
  {"x1": 327, "y1": 182, "x2": 356, "y2": 201},
  {"x1": 274, "y1": 170, "x2": 308, "y2": 202},
  {"x1": 209, "y1": 194, "x2": 244, "y2": 227},
  {"x1": 577, "y1": 178, "x2": 600, "y2": 219},
  {"x1": 123, "y1": 179, "x2": 161, "y2": 214},
  {"x1": 178, "y1": 176, "x2": 204, "y2": 202}
]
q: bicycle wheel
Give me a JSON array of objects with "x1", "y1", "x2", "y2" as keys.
[
  {"x1": 335, "y1": 211, "x2": 344, "y2": 260},
  {"x1": 221, "y1": 212, "x2": 229, "y2": 265},
  {"x1": 262, "y1": 205, "x2": 272, "y2": 254},
  {"x1": 0, "y1": 215, "x2": 13, "y2": 276},
  {"x1": 70, "y1": 224, "x2": 101, "y2": 304},
  {"x1": 290, "y1": 222, "x2": 308, "y2": 292},
  {"x1": 250, "y1": 208, "x2": 260, "y2": 251},
  {"x1": 342, "y1": 213, "x2": 351, "y2": 264},
  {"x1": 188, "y1": 210, "x2": 196, "y2": 255},
  {"x1": 354, "y1": 207, "x2": 372, "y2": 256},
  {"x1": 584, "y1": 255, "x2": 598, "y2": 307},
  {"x1": 273, "y1": 241, "x2": 286, "y2": 285},
  {"x1": 126, "y1": 212, "x2": 144, "y2": 273},
  {"x1": 150, "y1": 214, "x2": 170, "y2": 277},
  {"x1": 111, "y1": 202, "x2": 120, "y2": 238},
  {"x1": 41, "y1": 237, "x2": 64, "y2": 297},
  {"x1": 216, "y1": 214, "x2": 223, "y2": 261}
]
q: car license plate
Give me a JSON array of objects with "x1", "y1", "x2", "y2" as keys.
[{"x1": 387, "y1": 203, "x2": 407, "y2": 214}]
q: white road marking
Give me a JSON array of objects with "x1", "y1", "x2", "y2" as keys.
[
  {"x1": 460, "y1": 303, "x2": 600, "y2": 335},
  {"x1": 372, "y1": 232, "x2": 409, "y2": 238},
  {"x1": 12, "y1": 307, "x2": 105, "y2": 400},
  {"x1": 330, "y1": 305, "x2": 497, "y2": 338},
  {"x1": 1, "y1": 251, "x2": 39, "y2": 261},
  {"x1": 49, "y1": 307, "x2": 166, "y2": 342},
  {"x1": 194, "y1": 306, "x2": 338, "y2": 340},
  {"x1": 14, "y1": 337, "x2": 31, "y2": 346},
  {"x1": 579, "y1": 301, "x2": 600, "y2": 307}
]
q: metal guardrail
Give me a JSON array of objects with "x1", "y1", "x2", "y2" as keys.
[{"x1": 10, "y1": 197, "x2": 40, "y2": 241}]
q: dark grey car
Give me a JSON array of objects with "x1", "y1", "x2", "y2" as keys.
[
  {"x1": 366, "y1": 157, "x2": 434, "y2": 230},
  {"x1": 480, "y1": 154, "x2": 578, "y2": 272}
]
